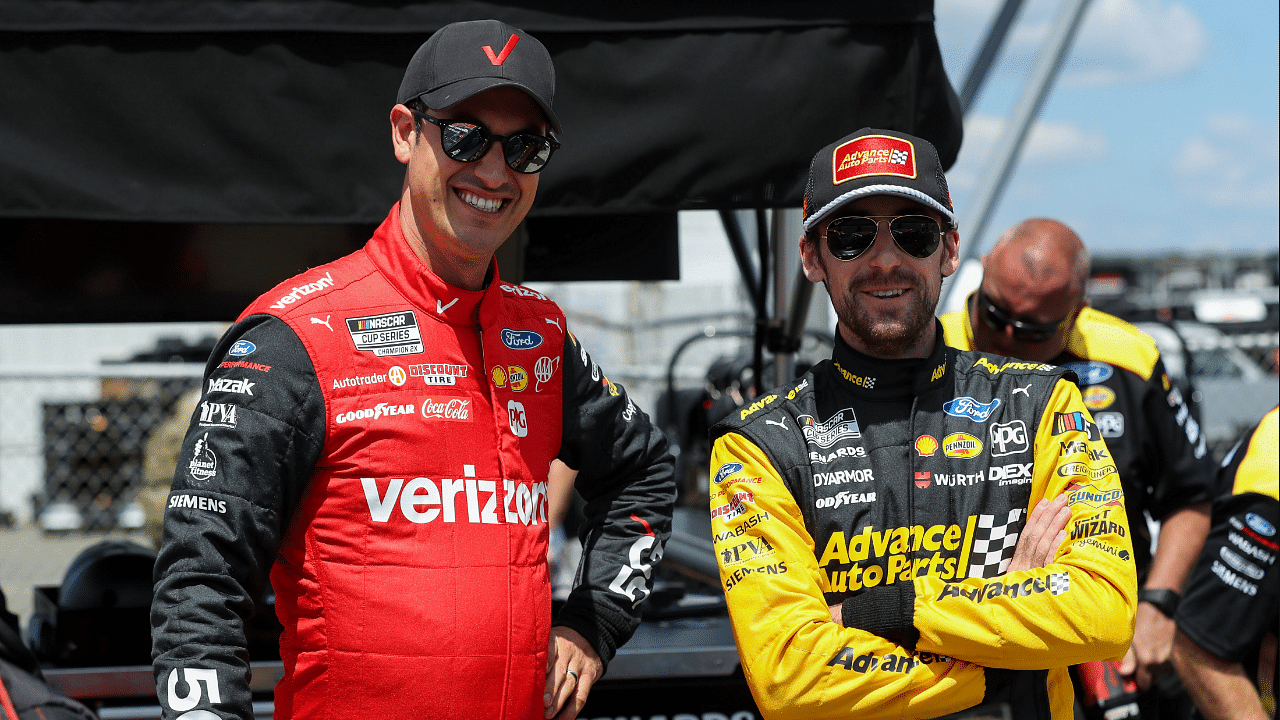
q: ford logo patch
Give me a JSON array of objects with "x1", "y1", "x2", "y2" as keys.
[
  {"x1": 713, "y1": 463, "x2": 743, "y2": 484},
  {"x1": 1062, "y1": 361, "x2": 1113, "y2": 386},
  {"x1": 229, "y1": 340, "x2": 256, "y2": 357},
  {"x1": 500, "y1": 329, "x2": 543, "y2": 350},
  {"x1": 942, "y1": 397, "x2": 1001, "y2": 422},
  {"x1": 1246, "y1": 512, "x2": 1276, "y2": 537}
]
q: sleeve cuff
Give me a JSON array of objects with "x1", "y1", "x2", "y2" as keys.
[
  {"x1": 842, "y1": 583, "x2": 920, "y2": 650},
  {"x1": 553, "y1": 596, "x2": 636, "y2": 670}
]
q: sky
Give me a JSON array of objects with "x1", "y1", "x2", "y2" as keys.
[{"x1": 677, "y1": 0, "x2": 1279, "y2": 284}]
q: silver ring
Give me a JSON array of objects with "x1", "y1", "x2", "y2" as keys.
[{"x1": 566, "y1": 669, "x2": 579, "y2": 681}]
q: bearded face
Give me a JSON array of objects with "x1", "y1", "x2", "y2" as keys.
[{"x1": 821, "y1": 258, "x2": 941, "y2": 357}]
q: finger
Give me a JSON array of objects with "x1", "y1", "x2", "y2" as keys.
[
  {"x1": 1034, "y1": 503, "x2": 1072, "y2": 565},
  {"x1": 1118, "y1": 646, "x2": 1136, "y2": 676},
  {"x1": 1135, "y1": 664, "x2": 1152, "y2": 691},
  {"x1": 554, "y1": 671, "x2": 593, "y2": 720},
  {"x1": 828, "y1": 602, "x2": 843, "y2": 625},
  {"x1": 550, "y1": 665, "x2": 579, "y2": 719},
  {"x1": 544, "y1": 636, "x2": 559, "y2": 712},
  {"x1": 1009, "y1": 499, "x2": 1054, "y2": 572}
]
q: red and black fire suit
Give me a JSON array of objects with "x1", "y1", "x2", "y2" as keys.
[
  {"x1": 151, "y1": 202, "x2": 676, "y2": 719},
  {"x1": 710, "y1": 330, "x2": 1136, "y2": 719}
]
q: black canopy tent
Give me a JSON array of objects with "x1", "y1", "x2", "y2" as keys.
[{"x1": 0, "y1": 0, "x2": 961, "y2": 320}]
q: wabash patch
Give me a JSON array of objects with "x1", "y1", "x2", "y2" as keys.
[{"x1": 832, "y1": 135, "x2": 917, "y2": 185}]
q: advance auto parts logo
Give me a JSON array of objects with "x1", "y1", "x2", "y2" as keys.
[
  {"x1": 817, "y1": 510, "x2": 1026, "y2": 594},
  {"x1": 832, "y1": 134, "x2": 916, "y2": 184},
  {"x1": 799, "y1": 408, "x2": 861, "y2": 449}
]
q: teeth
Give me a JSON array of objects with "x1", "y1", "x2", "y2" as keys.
[
  {"x1": 459, "y1": 191, "x2": 503, "y2": 213},
  {"x1": 871, "y1": 289, "x2": 906, "y2": 298}
]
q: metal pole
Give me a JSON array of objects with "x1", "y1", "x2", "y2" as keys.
[
  {"x1": 958, "y1": 0, "x2": 1027, "y2": 114},
  {"x1": 941, "y1": 0, "x2": 1094, "y2": 311},
  {"x1": 771, "y1": 208, "x2": 798, "y2": 387}
]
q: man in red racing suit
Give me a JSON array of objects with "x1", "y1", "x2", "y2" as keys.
[{"x1": 150, "y1": 20, "x2": 675, "y2": 720}]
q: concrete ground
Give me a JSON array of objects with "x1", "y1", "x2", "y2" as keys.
[{"x1": 0, "y1": 523, "x2": 150, "y2": 635}]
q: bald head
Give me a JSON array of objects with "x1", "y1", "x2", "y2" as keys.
[
  {"x1": 987, "y1": 219, "x2": 1090, "y2": 305},
  {"x1": 970, "y1": 218, "x2": 1090, "y2": 362}
]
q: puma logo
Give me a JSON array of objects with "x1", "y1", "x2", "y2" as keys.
[
  {"x1": 310, "y1": 315, "x2": 333, "y2": 331},
  {"x1": 765, "y1": 417, "x2": 788, "y2": 429},
  {"x1": 545, "y1": 318, "x2": 562, "y2": 332},
  {"x1": 1012, "y1": 385, "x2": 1031, "y2": 397}
]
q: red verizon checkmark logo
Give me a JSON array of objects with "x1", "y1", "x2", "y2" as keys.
[{"x1": 483, "y1": 35, "x2": 519, "y2": 65}]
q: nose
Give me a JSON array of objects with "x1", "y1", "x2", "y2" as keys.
[
  {"x1": 471, "y1": 140, "x2": 510, "y2": 187},
  {"x1": 863, "y1": 220, "x2": 902, "y2": 271}
]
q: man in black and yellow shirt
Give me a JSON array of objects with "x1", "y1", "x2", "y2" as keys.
[
  {"x1": 710, "y1": 128, "x2": 1136, "y2": 720},
  {"x1": 940, "y1": 219, "x2": 1216, "y2": 695},
  {"x1": 1173, "y1": 406, "x2": 1278, "y2": 720}
]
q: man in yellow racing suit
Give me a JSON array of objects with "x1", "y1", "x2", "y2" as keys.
[{"x1": 710, "y1": 128, "x2": 1136, "y2": 719}]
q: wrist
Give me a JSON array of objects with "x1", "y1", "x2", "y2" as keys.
[{"x1": 1138, "y1": 587, "x2": 1180, "y2": 618}]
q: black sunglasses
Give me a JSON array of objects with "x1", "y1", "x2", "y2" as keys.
[
  {"x1": 976, "y1": 288, "x2": 1068, "y2": 343},
  {"x1": 817, "y1": 215, "x2": 948, "y2": 261},
  {"x1": 412, "y1": 110, "x2": 560, "y2": 174}
]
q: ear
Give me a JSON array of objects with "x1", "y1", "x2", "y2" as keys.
[
  {"x1": 800, "y1": 234, "x2": 826, "y2": 283},
  {"x1": 391, "y1": 104, "x2": 417, "y2": 165},
  {"x1": 939, "y1": 229, "x2": 961, "y2": 278}
]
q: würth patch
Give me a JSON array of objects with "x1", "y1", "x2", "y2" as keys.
[{"x1": 832, "y1": 135, "x2": 917, "y2": 185}]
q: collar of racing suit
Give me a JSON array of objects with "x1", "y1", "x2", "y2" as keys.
[
  {"x1": 365, "y1": 201, "x2": 509, "y2": 329},
  {"x1": 829, "y1": 320, "x2": 951, "y2": 400}
]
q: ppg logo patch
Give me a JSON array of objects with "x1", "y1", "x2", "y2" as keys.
[{"x1": 989, "y1": 421, "x2": 1028, "y2": 457}]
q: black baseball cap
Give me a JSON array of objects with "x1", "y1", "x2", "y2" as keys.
[
  {"x1": 802, "y1": 128, "x2": 955, "y2": 236},
  {"x1": 397, "y1": 19, "x2": 561, "y2": 134}
]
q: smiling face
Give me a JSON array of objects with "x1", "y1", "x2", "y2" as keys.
[
  {"x1": 801, "y1": 194, "x2": 960, "y2": 359},
  {"x1": 391, "y1": 86, "x2": 548, "y2": 289}
]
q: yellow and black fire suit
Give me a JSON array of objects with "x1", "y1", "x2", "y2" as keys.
[
  {"x1": 942, "y1": 303, "x2": 1216, "y2": 579},
  {"x1": 709, "y1": 329, "x2": 1137, "y2": 720}
]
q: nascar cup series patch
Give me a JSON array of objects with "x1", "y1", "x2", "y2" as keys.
[{"x1": 832, "y1": 135, "x2": 916, "y2": 185}]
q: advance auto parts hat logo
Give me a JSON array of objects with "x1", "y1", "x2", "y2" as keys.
[
  {"x1": 799, "y1": 408, "x2": 861, "y2": 449},
  {"x1": 833, "y1": 134, "x2": 916, "y2": 184}
]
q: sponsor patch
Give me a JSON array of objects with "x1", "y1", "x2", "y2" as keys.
[
  {"x1": 814, "y1": 469, "x2": 874, "y2": 487},
  {"x1": 168, "y1": 493, "x2": 227, "y2": 514},
  {"x1": 1064, "y1": 482, "x2": 1123, "y2": 508},
  {"x1": 332, "y1": 372, "x2": 389, "y2": 390},
  {"x1": 809, "y1": 445, "x2": 867, "y2": 464},
  {"x1": 1246, "y1": 512, "x2": 1276, "y2": 537},
  {"x1": 188, "y1": 434, "x2": 217, "y2": 481},
  {"x1": 362, "y1": 474, "x2": 548, "y2": 527},
  {"x1": 943, "y1": 432, "x2": 983, "y2": 458},
  {"x1": 833, "y1": 361, "x2": 876, "y2": 390},
  {"x1": 915, "y1": 435, "x2": 939, "y2": 457},
  {"x1": 938, "y1": 571, "x2": 1071, "y2": 603},
  {"x1": 827, "y1": 648, "x2": 952, "y2": 674},
  {"x1": 1063, "y1": 361, "x2": 1114, "y2": 386},
  {"x1": 198, "y1": 402, "x2": 237, "y2": 429},
  {"x1": 800, "y1": 408, "x2": 861, "y2": 448},
  {"x1": 942, "y1": 397, "x2": 1000, "y2": 422},
  {"x1": 492, "y1": 366, "x2": 507, "y2": 387},
  {"x1": 534, "y1": 356, "x2": 559, "y2": 391},
  {"x1": 219, "y1": 360, "x2": 270, "y2": 372},
  {"x1": 208, "y1": 378, "x2": 254, "y2": 396},
  {"x1": 507, "y1": 365, "x2": 528, "y2": 392},
  {"x1": 914, "y1": 471, "x2": 931, "y2": 488},
  {"x1": 990, "y1": 463, "x2": 1033, "y2": 486},
  {"x1": 711, "y1": 492, "x2": 754, "y2": 521},
  {"x1": 719, "y1": 537, "x2": 776, "y2": 567},
  {"x1": 973, "y1": 357, "x2": 1055, "y2": 375},
  {"x1": 507, "y1": 400, "x2": 527, "y2": 437},
  {"x1": 832, "y1": 134, "x2": 916, "y2": 185},
  {"x1": 269, "y1": 271, "x2": 334, "y2": 310},
  {"x1": 989, "y1": 421, "x2": 1028, "y2": 457},
  {"x1": 229, "y1": 340, "x2": 255, "y2": 357},
  {"x1": 1053, "y1": 411, "x2": 1100, "y2": 441},
  {"x1": 346, "y1": 311, "x2": 424, "y2": 356},
  {"x1": 815, "y1": 491, "x2": 877, "y2": 509},
  {"x1": 1211, "y1": 559, "x2": 1259, "y2": 596},
  {"x1": 1082, "y1": 385, "x2": 1116, "y2": 410},
  {"x1": 713, "y1": 511, "x2": 771, "y2": 540},
  {"x1": 418, "y1": 397, "x2": 470, "y2": 422},
  {"x1": 1058, "y1": 463, "x2": 1119, "y2": 482},
  {"x1": 499, "y1": 283, "x2": 548, "y2": 301},
  {"x1": 408, "y1": 362, "x2": 467, "y2": 386},
  {"x1": 388, "y1": 366, "x2": 407, "y2": 386},
  {"x1": 934, "y1": 471, "x2": 985, "y2": 487},
  {"x1": 739, "y1": 394, "x2": 780, "y2": 420},
  {"x1": 1095, "y1": 412, "x2": 1124, "y2": 438},
  {"x1": 1219, "y1": 546, "x2": 1265, "y2": 579},
  {"x1": 336, "y1": 402, "x2": 417, "y2": 424},
  {"x1": 712, "y1": 463, "x2": 743, "y2": 485},
  {"x1": 1059, "y1": 440, "x2": 1108, "y2": 460},
  {"x1": 723, "y1": 560, "x2": 787, "y2": 592},
  {"x1": 500, "y1": 328, "x2": 544, "y2": 350}
]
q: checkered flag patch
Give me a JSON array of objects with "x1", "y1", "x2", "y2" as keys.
[
  {"x1": 967, "y1": 508, "x2": 1025, "y2": 578},
  {"x1": 889, "y1": 148, "x2": 910, "y2": 165},
  {"x1": 1048, "y1": 571, "x2": 1070, "y2": 596}
]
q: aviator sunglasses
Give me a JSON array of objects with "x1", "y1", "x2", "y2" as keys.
[
  {"x1": 817, "y1": 215, "x2": 949, "y2": 261},
  {"x1": 976, "y1": 288, "x2": 1069, "y2": 343},
  {"x1": 412, "y1": 110, "x2": 560, "y2": 174}
]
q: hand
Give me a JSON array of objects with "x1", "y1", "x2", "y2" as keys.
[
  {"x1": 1008, "y1": 495, "x2": 1071, "y2": 572},
  {"x1": 544, "y1": 626, "x2": 604, "y2": 719},
  {"x1": 1119, "y1": 600, "x2": 1176, "y2": 690},
  {"x1": 829, "y1": 602, "x2": 843, "y2": 625}
]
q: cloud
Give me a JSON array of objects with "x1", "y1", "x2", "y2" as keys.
[
  {"x1": 935, "y1": 0, "x2": 1208, "y2": 87},
  {"x1": 948, "y1": 115, "x2": 1108, "y2": 189},
  {"x1": 1172, "y1": 114, "x2": 1280, "y2": 207}
]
